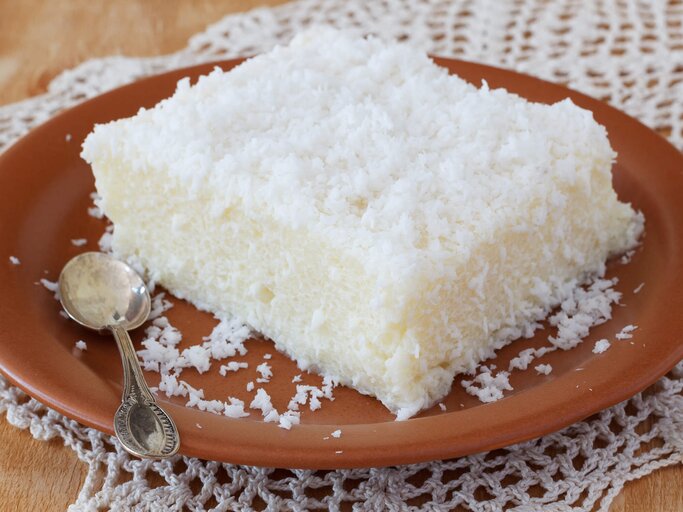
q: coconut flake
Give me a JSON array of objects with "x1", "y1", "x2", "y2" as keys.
[
  {"x1": 39, "y1": 278, "x2": 60, "y2": 300},
  {"x1": 592, "y1": 339, "x2": 611, "y2": 354},
  {"x1": 534, "y1": 363, "x2": 552, "y2": 375},
  {"x1": 256, "y1": 362, "x2": 273, "y2": 383},
  {"x1": 250, "y1": 388, "x2": 279, "y2": 423},
  {"x1": 462, "y1": 369, "x2": 513, "y2": 403},
  {"x1": 278, "y1": 410, "x2": 301, "y2": 430},
  {"x1": 219, "y1": 361, "x2": 249, "y2": 376},
  {"x1": 548, "y1": 278, "x2": 621, "y2": 350},
  {"x1": 615, "y1": 324, "x2": 638, "y2": 340},
  {"x1": 224, "y1": 397, "x2": 250, "y2": 418}
]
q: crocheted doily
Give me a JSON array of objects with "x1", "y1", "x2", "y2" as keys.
[{"x1": 0, "y1": 1, "x2": 681, "y2": 510}]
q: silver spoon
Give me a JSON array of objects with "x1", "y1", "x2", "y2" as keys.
[{"x1": 58, "y1": 251, "x2": 180, "y2": 458}]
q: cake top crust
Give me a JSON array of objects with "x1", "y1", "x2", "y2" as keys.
[{"x1": 82, "y1": 28, "x2": 629, "y2": 279}]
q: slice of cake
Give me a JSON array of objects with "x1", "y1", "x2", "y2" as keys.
[{"x1": 82, "y1": 28, "x2": 643, "y2": 419}]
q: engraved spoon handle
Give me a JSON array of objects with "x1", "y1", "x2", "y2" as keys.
[
  {"x1": 110, "y1": 325, "x2": 180, "y2": 458},
  {"x1": 111, "y1": 325, "x2": 155, "y2": 404}
]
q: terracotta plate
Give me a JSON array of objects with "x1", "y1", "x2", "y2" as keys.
[{"x1": 0, "y1": 59, "x2": 682, "y2": 470}]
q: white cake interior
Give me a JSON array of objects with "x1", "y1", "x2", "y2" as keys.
[{"x1": 82, "y1": 28, "x2": 643, "y2": 419}]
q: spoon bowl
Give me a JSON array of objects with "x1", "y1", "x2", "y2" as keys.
[{"x1": 59, "y1": 252, "x2": 150, "y2": 331}]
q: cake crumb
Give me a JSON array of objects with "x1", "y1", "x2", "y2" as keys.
[
  {"x1": 246, "y1": 381, "x2": 255, "y2": 392},
  {"x1": 8, "y1": 256, "x2": 20, "y2": 265},
  {"x1": 331, "y1": 429, "x2": 342, "y2": 438},
  {"x1": 633, "y1": 282, "x2": 645, "y2": 294},
  {"x1": 534, "y1": 364, "x2": 552, "y2": 375},
  {"x1": 292, "y1": 374, "x2": 302, "y2": 383},
  {"x1": 592, "y1": 339, "x2": 611, "y2": 354},
  {"x1": 335, "y1": 450, "x2": 343, "y2": 454},
  {"x1": 71, "y1": 238, "x2": 87, "y2": 247},
  {"x1": 65, "y1": 133, "x2": 72, "y2": 142},
  {"x1": 438, "y1": 403, "x2": 447, "y2": 411},
  {"x1": 615, "y1": 325, "x2": 638, "y2": 340},
  {"x1": 75, "y1": 340, "x2": 87, "y2": 351},
  {"x1": 196, "y1": 423, "x2": 203, "y2": 429},
  {"x1": 263, "y1": 353, "x2": 272, "y2": 360}
]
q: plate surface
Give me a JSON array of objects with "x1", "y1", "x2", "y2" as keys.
[{"x1": 0, "y1": 58, "x2": 682, "y2": 469}]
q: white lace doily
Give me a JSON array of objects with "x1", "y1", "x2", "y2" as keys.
[{"x1": 1, "y1": 1, "x2": 681, "y2": 510}]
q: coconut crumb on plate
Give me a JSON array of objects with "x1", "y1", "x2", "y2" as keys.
[
  {"x1": 70, "y1": 238, "x2": 87, "y2": 247},
  {"x1": 615, "y1": 325, "x2": 638, "y2": 340},
  {"x1": 461, "y1": 369, "x2": 513, "y2": 404},
  {"x1": 224, "y1": 397, "x2": 250, "y2": 419},
  {"x1": 535, "y1": 364, "x2": 552, "y2": 375},
  {"x1": 249, "y1": 388, "x2": 279, "y2": 423},
  {"x1": 8, "y1": 256, "x2": 20, "y2": 265},
  {"x1": 593, "y1": 339, "x2": 611, "y2": 354},
  {"x1": 219, "y1": 361, "x2": 248, "y2": 376},
  {"x1": 74, "y1": 340, "x2": 87, "y2": 351}
]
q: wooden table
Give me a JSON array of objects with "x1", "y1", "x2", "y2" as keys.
[{"x1": 0, "y1": 1, "x2": 680, "y2": 510}]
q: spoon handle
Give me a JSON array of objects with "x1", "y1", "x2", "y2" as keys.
[
  {"x1": 111, "y1": 325, "x2": 180, "y2": 458},
  {"x1": 111, "y1": 325, "x2": 155, "y2": 404}
]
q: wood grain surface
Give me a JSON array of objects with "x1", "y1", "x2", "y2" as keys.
[{"x1": 0, "y1": 1, "x2": 680, "y2": 511}]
